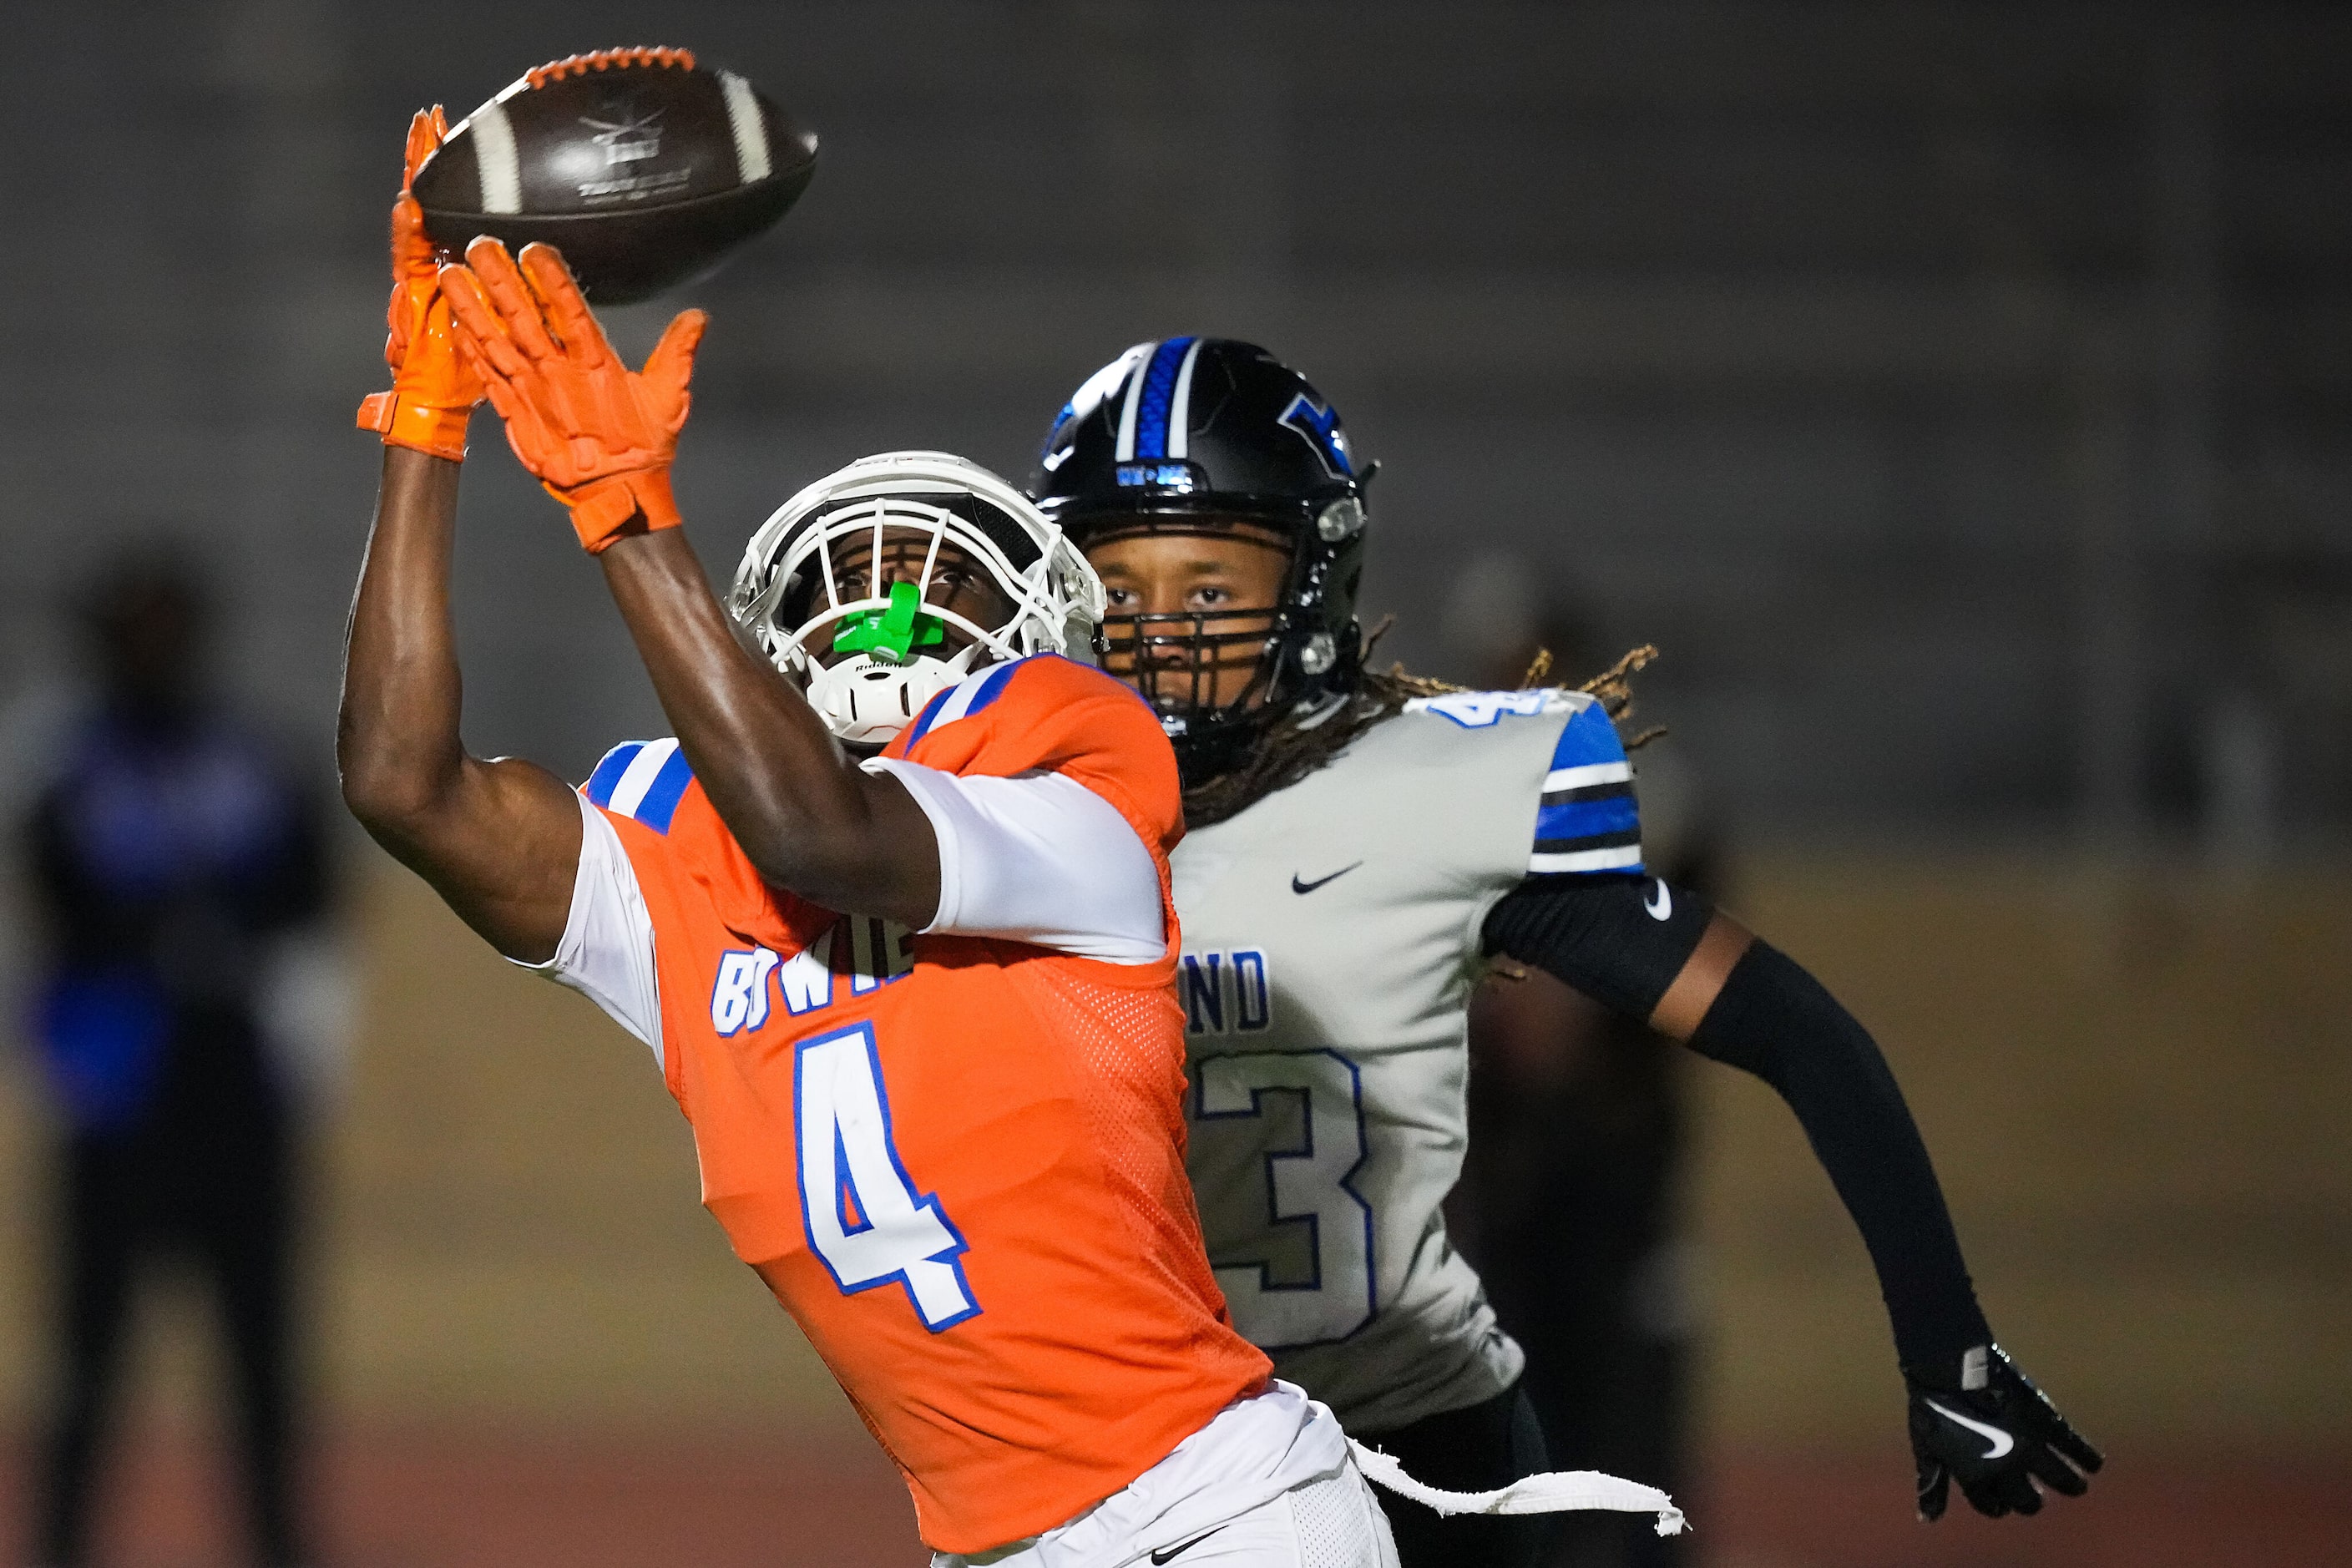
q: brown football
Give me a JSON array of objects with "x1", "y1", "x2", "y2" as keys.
[{"x1": 412, "y1": 47, "x2": 817, "y2": 304}]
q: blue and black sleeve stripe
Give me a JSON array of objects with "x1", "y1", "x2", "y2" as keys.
[{"x1": 1529, "y1": 703, "x2": 1644, "y2": 875}]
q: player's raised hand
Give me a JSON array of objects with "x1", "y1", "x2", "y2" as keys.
[
  {"x1": 385, "y1": 106, "x2": 447, "y2": 366},
  {"x1": 440, "y1": 237, "x2": 706, "y2": 553},
  {"x1": 1905, "y1": 1343, "x2": 2102, "y2": 1520},
  {"x1": 356, "y1": 107, "x2": 483, "y2": 461}
]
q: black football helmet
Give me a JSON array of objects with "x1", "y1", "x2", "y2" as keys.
[{"x1": 1027, "y1": 337, "x2": 1373, "y2": 783}]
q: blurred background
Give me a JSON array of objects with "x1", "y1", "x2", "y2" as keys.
[{"x1": 2, "y1": 3, "x2": 2347, "y2": 1565}]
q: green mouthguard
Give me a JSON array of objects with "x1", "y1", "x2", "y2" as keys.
[{"x1": 831, "y1": 579, "x2": 948, "y2": 665}]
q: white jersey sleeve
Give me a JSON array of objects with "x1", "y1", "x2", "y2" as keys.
[
  {"x1": 1401, "y1": 689, "x2": 1644, "y2": 877},
  {"x1": 862, "y1": 756, "x2": 1166, "y2": 964},
  {"x1": 518, "y1": 753, "x2": 1166, "y2": 1056},
  {"x1": 508, "y1": 792, "x2": 665, "y2": 1065}
]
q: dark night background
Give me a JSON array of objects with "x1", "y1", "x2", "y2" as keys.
[
  {"x1": 1, "y1": 6, "x2": 2346, "y2": 1566},
  {"x1": 6, "y1": 2, "x2": 2348, "y2": 842}
]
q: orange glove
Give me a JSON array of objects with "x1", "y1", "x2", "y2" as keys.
[
  {"x1": 356, "y1": 108, "x2": 483, "y2": 461},
  {"x1": 440, "y1": 237, "x2": 706, "y2": 553}
]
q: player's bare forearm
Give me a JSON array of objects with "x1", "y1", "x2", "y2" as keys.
[
  {"x1": 435, "y1": 236, "x2": 933, "y2": 923},
  {"x1": 340, "y1": 449, "x2": 465, "y2": 813},
  {"x1": 338, "y1": 445, "x2": 581, "y2": 960},
  {"x1": 597, "y1": 527, "x2": 940, "y2": 926}
]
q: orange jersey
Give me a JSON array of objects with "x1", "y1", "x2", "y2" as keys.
[{"x1": 581, "y1": 655, "x2": 1269, "y2": 1551}]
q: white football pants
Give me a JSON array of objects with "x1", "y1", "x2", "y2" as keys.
[
  {"x1": 931, "y1": 1458, "x2": 1399, "y2": 1568},
  {"x1": 1149, "y1": 1461, "x2": 1400, "y2": 1568},
  {"x1": 923, "y1": 1378, "x2": 1675, "y2": 1568}
]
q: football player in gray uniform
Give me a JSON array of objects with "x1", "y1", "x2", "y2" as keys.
[{"x1": 1026, "y1": 339, "x2": 2102, "y2": 1566}]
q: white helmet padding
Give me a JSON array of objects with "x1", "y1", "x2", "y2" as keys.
[{"x1": 728, "y1": 451, "x2": 1107, "y2": 747}]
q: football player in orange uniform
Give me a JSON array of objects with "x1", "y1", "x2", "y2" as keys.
[{"x1": 336, "y1": 114, "x2": 1435, "y2": 1568}]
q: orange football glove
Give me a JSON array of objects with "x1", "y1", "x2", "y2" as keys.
[
  {"x1": 356, "y1": 107, "x2": 483, "y2": 461},
  {"x1": 440, "y1": 237, "x2": 706, "y2": 553}
]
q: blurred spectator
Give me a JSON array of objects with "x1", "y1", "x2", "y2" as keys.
[
  {"x1": 20, "y1": 552, "x2": 332, "y2": 1568},
  {"x1": 1440, "y1": 554, "x2": 1724, "y2": 1568}
]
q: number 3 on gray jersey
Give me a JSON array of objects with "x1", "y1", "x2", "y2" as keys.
[{"x1": 1193, "y1": 1050, "x2": 1375, "y2": 1348}]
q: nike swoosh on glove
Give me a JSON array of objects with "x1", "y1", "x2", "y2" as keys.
[
  {"x1": 1905, "y1": 1343, "x2": 2102, "y2": 1520},
  {"x1": 440, "y1": 236, "x2": 705, "y2": 553}
]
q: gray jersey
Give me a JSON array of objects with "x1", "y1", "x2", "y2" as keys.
[{"x1": 1171, "y1": 688, "x2": 1646, "y2": 1434}]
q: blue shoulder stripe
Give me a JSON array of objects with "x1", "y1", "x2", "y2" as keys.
[
  {"x1": 1530, "y1": 701, "x2": 1643, "y2": 875},
  {"x1": 579, "y1": 738, "x2": 695, "y2": 834},
  {"x1": 584, "y1": 743, "x2": 642, "y2": 807},
  {"x1": 1548, "y1": 701, "x2": 1628, "y2": 772},
  {"x1": 905, "y1": 657, "x2": 1032, "y2": 747},
  {"x1": 903, "y1": 685, "x2": 957, "y2": 748},
  {"x1": 631, "y1": 746, "x2": 695, "y2": 833},
  {"x1": 1535, "y1": 792, "x2": 1641, "y2": 846},
  {"x1": 967, "y1": 657, "x2": 1023, "y2": 717}
]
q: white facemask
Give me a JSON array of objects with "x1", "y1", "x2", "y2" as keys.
[{"x1": 728, "y1": 452, "x2": 1106, "y2": 747}]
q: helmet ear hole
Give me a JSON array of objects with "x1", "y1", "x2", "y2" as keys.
[{"x1": 1315, "y1": 498, "x2": 1363, "y2": 542}]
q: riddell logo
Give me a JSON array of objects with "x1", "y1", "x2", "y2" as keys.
[{"x1": 582, "y1": 104, "x2": 664, "y2": 165}]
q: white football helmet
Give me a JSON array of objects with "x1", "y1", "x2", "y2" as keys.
[{"x1": 729, "y1": 451, "x2": 1106, "y2": 747}]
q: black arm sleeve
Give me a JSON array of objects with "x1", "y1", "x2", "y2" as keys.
[
  {"x1": 1481, "y1": 873, "x2": 1712, "y2": 1019},
  {"x1": 1482, "y1": 877, "x2": 1993, "y2": 1368}
]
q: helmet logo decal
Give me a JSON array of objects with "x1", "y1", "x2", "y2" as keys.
[
  {"x1": 1278, "y1": 392, "x2": 1354, "y2": 478},
  {"x1": 1115, "y1": 336, "x2": 1202, "y2": 462},
  {"x1": 1115, "y1": 461, "x2": 1201, "y2": 491}
]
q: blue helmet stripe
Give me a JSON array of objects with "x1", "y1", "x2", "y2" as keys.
[{"x1": 1134, "y1": 336, "x2": 1197, "y2": 461}]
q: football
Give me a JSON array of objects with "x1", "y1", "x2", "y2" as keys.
[{"x1": 412, "y1": 47, "x2": 817, "y2": 304}]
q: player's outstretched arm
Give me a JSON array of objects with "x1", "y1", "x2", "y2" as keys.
[
  {"x1": 598, "y1": 528, "x2": 943, "y2": 927},
  {"x1": 438, "y1": 239, "x2": 942, "y2": 928},
  {"x1": 338, "y1": 448, "x2": 584, "y2": 960},
  {"x1": 1483, "y1": 876, "x2": 2101, "y2": 1519},
  {"x1": 341, "y1": 114, "x2": 581, "y2": 962}
]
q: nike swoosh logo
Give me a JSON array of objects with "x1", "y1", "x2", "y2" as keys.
[
  {"x1": 1645, "y1": 880, "x2": 1672, "y2": 920},
  {"x1": 1151, "y1": 1525, "x2": 1227, "y2": 1563},
  {"x1": 1292, "y1": 862, "x2": 1363, "y2": 895},
  {"x1": 1925, "y1": 1398, "x2": 2016, "y2": 1459}
]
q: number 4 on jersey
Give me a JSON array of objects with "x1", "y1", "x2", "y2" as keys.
[{"x1": 794, "y1": 1024, "x2": 979, "y2": 1331}]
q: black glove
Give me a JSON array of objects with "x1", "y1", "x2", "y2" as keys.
[{"x1": 1904, "y1": 1343, "x2": 2102, "y2": 1520}]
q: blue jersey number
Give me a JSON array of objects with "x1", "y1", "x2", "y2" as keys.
[
  {"x1": 1194, "y1": 1050, "x2": 1375, "y2": 1348},
  {"x1": 793, "y1": 1023, "x2": 979, "y2": 1332}
]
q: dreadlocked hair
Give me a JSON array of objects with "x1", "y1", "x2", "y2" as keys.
[{"x1": 1181, "y1": 624, "x2": 1665, "y2": 829}]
